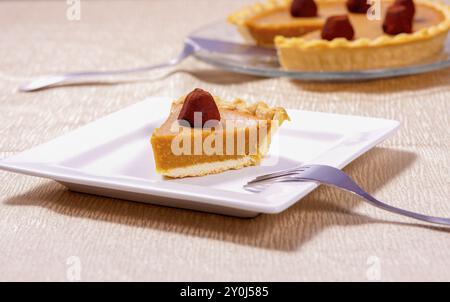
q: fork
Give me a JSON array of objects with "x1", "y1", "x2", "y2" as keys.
[
  {"x1": 244, "y1": 165, "x2": 450, "y2": 226},
  {"x1": 18, "y1": 42, "x2": 196, "y2": 92}
]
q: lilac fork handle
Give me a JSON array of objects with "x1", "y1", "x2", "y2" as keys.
[{"x1": 246, "y1": 165, "x2": 450, "y2": 226}]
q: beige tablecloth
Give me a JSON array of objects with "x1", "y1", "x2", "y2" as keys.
[{"x1": 1, "y1": 0, "x2": 449, "y2": 281}]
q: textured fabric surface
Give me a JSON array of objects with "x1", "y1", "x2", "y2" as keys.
[{"x1": 0, "y1": 0, "x2": 449, "y2": 281}]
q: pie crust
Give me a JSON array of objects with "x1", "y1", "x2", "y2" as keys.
[
  {"x1": 150, "y1": 96, "x2": 290, "y2": 178},
  {"x1": 275, "y1": 0, "x2": 450, "y2": 71}
]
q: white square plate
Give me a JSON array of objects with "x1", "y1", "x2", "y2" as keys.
[{"x1": 0, "y1": 97, "x2": 400, "y2": 217}]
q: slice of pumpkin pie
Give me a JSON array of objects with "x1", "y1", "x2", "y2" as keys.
[{"x1": 150, "y1": 88, "x2": 290, "y2": 178}]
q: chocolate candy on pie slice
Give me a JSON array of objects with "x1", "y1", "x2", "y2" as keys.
[{"x1": 178, "y1": 88, "x2": 221, "y2": 128}]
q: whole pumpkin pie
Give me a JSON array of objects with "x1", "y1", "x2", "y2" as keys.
[
  {"x1": 229, "y1": 0, "x2": 450, "y2": 71},
  {"x1": 275, "y1": 0, "x2": 450, "y2": 71},
  {"x1": 150, "y1": 88, "x2": 290, "y2": 178}
]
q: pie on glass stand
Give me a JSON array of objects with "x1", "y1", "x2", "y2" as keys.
[
  {"x1": 150, "y1": 89, "x2": 290, "y2": 178},
  {"x1": 228, "y1": 0, "x2": 450, "y2": 71}
]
